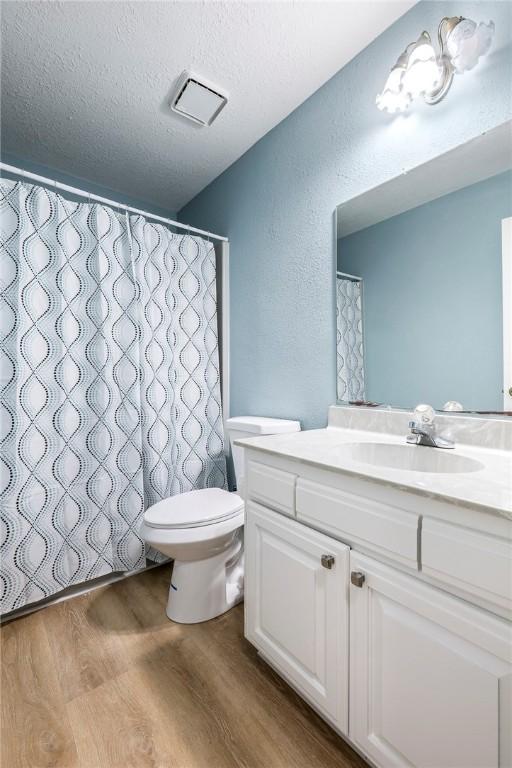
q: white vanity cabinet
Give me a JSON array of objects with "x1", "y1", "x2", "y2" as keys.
[
  {"x1": 244, "y1": 502, "x2": 350, "y2": 732},
  {"x1": 349, "y1": 551, "x2": 512, "y2": 768},
  {"x1": 243, "y1": 450, "x2": 512, "y2": 768}
]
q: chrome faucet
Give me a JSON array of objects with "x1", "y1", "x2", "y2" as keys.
[{"x1": 406, "y1": 404, "x2": 454, "y2": 449}]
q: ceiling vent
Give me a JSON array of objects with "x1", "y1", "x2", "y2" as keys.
[{"x1": 171, "y1": 72, "x2": 228, "y2": 126}]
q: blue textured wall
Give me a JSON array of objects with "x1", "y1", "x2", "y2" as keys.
[
  {"x1": 180, "y1": 1, "x2": 512, "y2": 430},
  {"x1": 339, "y1": 171, "x2": 511, "y2": 411},
  {"x1": 1, "y1": 153, "x2": 176, "y2": 220}
]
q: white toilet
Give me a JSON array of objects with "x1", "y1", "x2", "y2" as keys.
[{"x1": 141, "y1": 416, "x2": 301, "y2": 624}]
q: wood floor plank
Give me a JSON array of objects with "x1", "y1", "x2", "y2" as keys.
[
  {"x1": 42, "y1": 565, "x2": 178, "y2": 703},
  {"x1": 66, "y1": 667, "x2": 172, "y2": 768},
  {"x1": 1, "y1": 611, "x2": 79, "y2": 768},
  {"x1": 134, "y1": 630, "x2": 250, "y2": 768},
  {"x1": 182, "y1": 608, "x2": 368, "y2": 768},
  {"x1": 140, "y1": 620, "x2": 299, "y2": 768},
  {"x1": 66, "y1": 656, "x2": 241, "y2": 768},
  {"x1": 2, "y1": 564, "x2": 368, "y2": 768},
  {"x1": 42, "y1": 588, "x2": 130, "y2": 703}
]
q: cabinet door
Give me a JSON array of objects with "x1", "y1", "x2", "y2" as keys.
[
  {"x1": 245, "y1": 501, "x2": 350, "y2": 732},
  {"x1": 350, "y1": 552, "x2": 512, "y2": 768}
]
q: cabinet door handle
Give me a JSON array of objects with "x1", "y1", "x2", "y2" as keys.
[
  {"x1": 321, "y1": 554, "x2": 335, "y2": 569},
  {"x1": 351, "y1": 571, "x2": 366, "y2": 588}
]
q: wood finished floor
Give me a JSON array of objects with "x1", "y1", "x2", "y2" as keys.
[{"x1": 1, "y1": 564, "x2": 368, "y2": 768}]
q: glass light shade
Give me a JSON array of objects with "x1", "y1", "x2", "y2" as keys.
[
  {"x1": 402, "y1": 42, "x2": 443, "y2": 97},
  {"x1": 376, "y1": 67, "x2": 411, "y2": 113},
  {"x1": 446, "y1": 18, "x2": 495, "y2": 73}
]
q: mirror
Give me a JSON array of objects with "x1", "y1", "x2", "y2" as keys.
[{"x1": 335, "y1": 121, "x2": 512, "y2": 415}]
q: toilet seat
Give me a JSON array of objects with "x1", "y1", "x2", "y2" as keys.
[{"x1": 143, "y1": 488, "x2": 244, "y2": 530}]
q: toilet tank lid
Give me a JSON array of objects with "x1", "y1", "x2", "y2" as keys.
[{"x1": 226, "y1": 416, "x2": 301, "y2": 434}]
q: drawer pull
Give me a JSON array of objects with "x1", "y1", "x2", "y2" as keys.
[
  {"x1": 351, "y1": 571, "x2": 366, "y2": 588},
  {"x1": 321, "y1": 554, "x2": 335, "y2": 569}
]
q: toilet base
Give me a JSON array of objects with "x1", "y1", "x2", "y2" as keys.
[{"x1": 166, "y1": 536, "x2": 244, "y2": 624}]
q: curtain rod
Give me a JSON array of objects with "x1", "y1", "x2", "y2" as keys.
[
  {"x1": 337, "y1": 270, "x2": 362, "y2": 282},
  {"x1": 0, "y1": 162, "x2": 228, "y2": 243}
]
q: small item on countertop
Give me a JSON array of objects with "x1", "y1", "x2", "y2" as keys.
[
  {"x1": 442, "y1": 401, "x2": 464, "y2": 411},
  {"x1": 349, "y1": 400, "x2": 382, "y2": 407}
]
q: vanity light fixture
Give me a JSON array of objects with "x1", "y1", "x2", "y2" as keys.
[{"x1": 376, "y1": 15, "x2": 494, "y2": 113}]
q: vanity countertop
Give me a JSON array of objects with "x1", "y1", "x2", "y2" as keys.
[{"x1": 235, "y1": 426, "x2": 512, "y2": 519}]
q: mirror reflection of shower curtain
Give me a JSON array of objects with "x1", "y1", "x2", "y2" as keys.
[{"x1": 336, "y1": 276, "x2": 365, "y2": 401}]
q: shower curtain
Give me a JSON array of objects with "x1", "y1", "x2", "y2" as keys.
[
  {"x1": 0, "y1": 179, "x2": 226, "y2": 614},
  {"x1": 336, "y1": 276, "x2": 365, "y2": 402}
]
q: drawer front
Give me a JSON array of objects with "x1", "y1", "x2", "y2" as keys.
[
  {"x1": 422, "y1": 518, "x2": 512, "y2": 611},
  {"x1": 247, "y1": 460, "x2": 297, "y2": 516},
  {"x1": 296, "y1": 478, "x2": 419, "y2": 567}
]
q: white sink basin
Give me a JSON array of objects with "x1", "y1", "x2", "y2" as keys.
[{"x1": 337, "y1": 442, "x2": 485, "y2": 474}]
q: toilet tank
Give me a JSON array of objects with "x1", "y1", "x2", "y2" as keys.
[{"x1": 225, "y1": 416, "x2": 301, "y2": 493}]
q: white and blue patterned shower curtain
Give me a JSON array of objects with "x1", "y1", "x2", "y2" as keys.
[
  {"x1": 336, "y1": 277, "x2": 365, "y2": 402},
  {"x1": 0, "y1": 179, "x2": 226, "y2": 614}
]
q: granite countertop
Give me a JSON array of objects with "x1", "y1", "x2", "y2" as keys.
[{"x1": 235, "y1": 425, "x2": 512, "y2": 519}]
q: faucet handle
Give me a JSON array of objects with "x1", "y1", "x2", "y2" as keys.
[{"x1": 413, "y1": 403, "x2": 435, "y2": 426}]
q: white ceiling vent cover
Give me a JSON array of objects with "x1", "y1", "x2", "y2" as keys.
[{"x1": 171, "y1": 72, "x2": 228, "y2": 126}]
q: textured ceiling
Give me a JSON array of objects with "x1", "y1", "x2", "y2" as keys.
[{"x1": 1, "y1": 1, "x2": 415, "y2": 212}]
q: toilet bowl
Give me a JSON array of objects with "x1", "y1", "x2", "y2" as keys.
[
  {"x1": 142, "y1": 415, "x2": 301, "y2": 623},
  {"x1": 141, "y1": 488, "x2": 245, "y2": 623}
]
